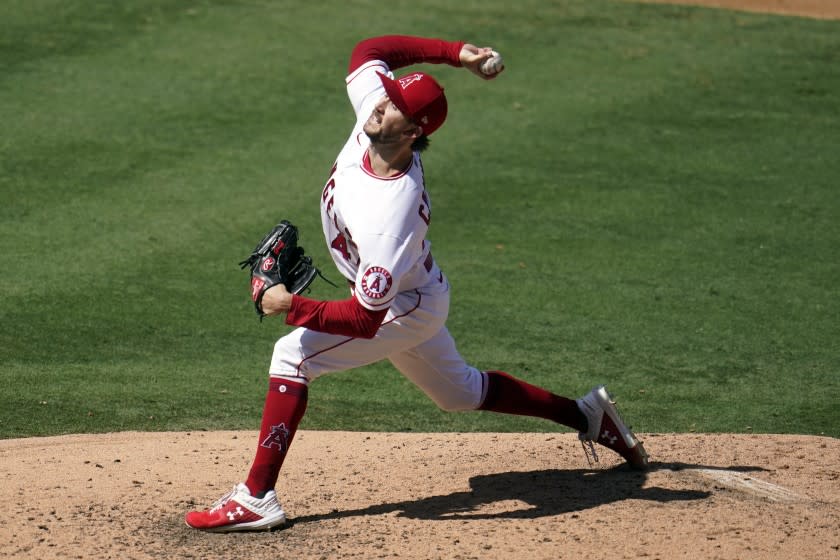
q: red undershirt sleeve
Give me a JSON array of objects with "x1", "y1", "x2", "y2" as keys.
[
  {"x1": 285, "y1": 294, "x2": 388, "y2": 339},
  {"x1": 348, "y1": 35, "x2": 464, "y2": 74}
]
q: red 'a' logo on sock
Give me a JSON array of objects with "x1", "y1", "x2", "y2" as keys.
[{"x1": 260, "y1": 423, "x2": 291, "y2": 452}]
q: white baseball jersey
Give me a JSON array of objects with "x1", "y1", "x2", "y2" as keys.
[{"x1": 319, "y1": 59, "x2": 446, "y2": 312}]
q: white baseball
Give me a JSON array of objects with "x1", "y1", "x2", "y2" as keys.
[{"x1": 480, "y1": 51, "x2": 504, "y2": 76}]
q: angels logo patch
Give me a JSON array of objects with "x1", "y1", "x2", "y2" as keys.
[{"x1": 360, "y1": 266, "x2": 393, "y2": 299}]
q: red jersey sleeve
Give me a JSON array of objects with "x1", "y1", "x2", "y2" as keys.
[
  {"x1": 285, "y1": 294, "x2": 388, "y2": 339},
  {"x1": 348, "y1": 35, "x2": 464, "y2": 74}
]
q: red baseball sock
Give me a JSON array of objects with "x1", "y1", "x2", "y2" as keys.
[
  {"x1": 479, "y1": 370, "x2": 588, "y2": 432},
  {"x1": 245, "y1": 377, "x2": 308, "y2": 497}
]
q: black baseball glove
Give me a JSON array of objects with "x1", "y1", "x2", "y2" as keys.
[{"x1": 238, "y1": 220, "x2": 326, "y2": 319}]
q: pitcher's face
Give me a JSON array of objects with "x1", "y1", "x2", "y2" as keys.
[{"x1": 363, "y1": 96, "x2": 419, "y2": 145}]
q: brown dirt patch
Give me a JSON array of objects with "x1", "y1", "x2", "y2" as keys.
[
  {"x1": 632, "y1": 0, "x2": 840, "y2": 19},
  {"x1": 1, "y1": 431, "x2": 838, "y2": 559}
]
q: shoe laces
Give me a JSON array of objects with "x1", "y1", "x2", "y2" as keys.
[
  {"x1": 208, "y1": 486, "x2": 238, "y2": 513},
  {"x1": 580, "y1": 438, "x2": 599, "y2": 467}
]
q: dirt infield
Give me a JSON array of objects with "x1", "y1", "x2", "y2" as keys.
[
  {"x1": 1, "y1": 431, "x2": 838, "y2": 559},
  {"x1": 3, "y1": 1, "x2": 839, "y2": 558}
]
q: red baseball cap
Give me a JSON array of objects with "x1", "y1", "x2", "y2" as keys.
[{"x1": 377, "y1": 71, "x2": 448, "y2": 136}]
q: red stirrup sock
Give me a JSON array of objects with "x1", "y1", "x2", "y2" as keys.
[
  {"x1": 479, "y1": 370, "x2": 588, "y2": 432},
  {"x1": 245, "y1": 377, "x2": 308, "y2": 497}
]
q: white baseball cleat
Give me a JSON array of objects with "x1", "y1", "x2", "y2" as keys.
[
  {"x1": 185, "y1": 483, "x2": 286, "y2": 532},
  {"x1": 576, "y1": 385, "x2": 649, "y2": 470}
]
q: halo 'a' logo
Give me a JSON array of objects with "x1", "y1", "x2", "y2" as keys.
[
  {"x1": 361, "y1": 266, "x2": 393, "y2": 299},
  {"x1": 260, "y1": 423, "x2": 291, "y2": 452},
  {"x1": 261, "y1": 257, "x2": 275, "y2": 272},
  {"x1": 398, "y1": 73, "x2": 423, "y2": 89}
]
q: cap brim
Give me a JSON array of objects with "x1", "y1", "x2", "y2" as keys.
[{"x1": 377, "y1": 72, "x2": 411, "y2": 120}]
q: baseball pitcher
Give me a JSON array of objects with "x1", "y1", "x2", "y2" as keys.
[{"x1": 186, "y1": 34, "x2": 648, "y2": 532}]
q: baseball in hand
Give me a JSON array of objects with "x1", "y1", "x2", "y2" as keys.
[{"x1": 480, "y1": 51, "x2": 504, "y2": 76}]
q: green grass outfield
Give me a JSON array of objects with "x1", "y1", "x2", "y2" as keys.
[{"x1": 2, "y1": 0, "x2": 838, "y2": 439}]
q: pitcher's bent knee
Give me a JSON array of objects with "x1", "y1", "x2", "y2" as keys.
[{"x1": 426, "y1": 369, "x2": 487, "y2": 412}]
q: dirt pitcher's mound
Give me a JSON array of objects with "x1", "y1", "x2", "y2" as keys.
[{"x1": 1, "y1": 431, "x2": 838, "y2": 560}]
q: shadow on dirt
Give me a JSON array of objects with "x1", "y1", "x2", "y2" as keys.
[{"x1": 290, "y1": 462, "x2": 765, "y2": 524}]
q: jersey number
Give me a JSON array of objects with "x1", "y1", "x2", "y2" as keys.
[
  {"x1": 331, "y1": 233, "x2": 350, "y2": 260},
  {"x1": 331, "y1": 231, "x2": 357, "y2": 262}
]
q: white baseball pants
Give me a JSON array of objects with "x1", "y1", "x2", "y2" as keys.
[{"x1": 269, "y1": 288, "x2": 487, "y2": 411}]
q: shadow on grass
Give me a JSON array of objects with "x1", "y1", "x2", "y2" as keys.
[{"x1": 288, "y1": 462, "x2": 763, "y2": 524}]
